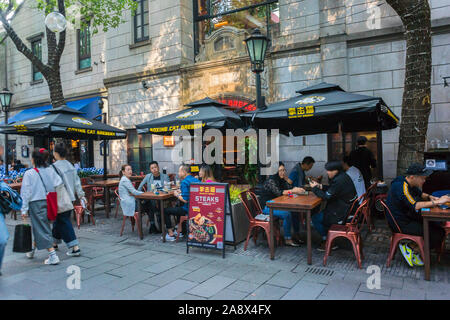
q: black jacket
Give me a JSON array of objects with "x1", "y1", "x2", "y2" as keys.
[
  {"x1": 312, "y1": 171, "x2": 357, "y2": 227},
  {"x1": 349, "y1": 146, "x2": 376, "y2": 187},
  {"x1": 259, "y1": 175, "x2": 292, "y2": 207}
]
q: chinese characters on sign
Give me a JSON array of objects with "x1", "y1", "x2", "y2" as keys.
[{"x1": 288, "y1": 105, "x2": 315, "y2": 119}]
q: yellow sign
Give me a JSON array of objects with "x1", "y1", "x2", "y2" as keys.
[
  {"x1": 148, "y1": 122, "x2": 206, "y2": 133},
  {"x1": 191, "y1": 166, "x2": 199, "y2": 173},
  {"x1": 288, "y1": 105, "x2": 315, "y2": 119},
  {"x1": 176, "y1": 109, "x2": 200, "y2": 119},
  {"x1": 14, "y1": 125, "x2": 28, "y2": 132},
  {"x1": 66, "y1": 127, "x2": 116, "y2": 136}
]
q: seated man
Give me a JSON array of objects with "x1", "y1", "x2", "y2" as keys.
[
  {"x1": 342, "y1": 156, "x2": 366, "y2": 203},
  {"x1": 287, "y1": 156, "x2": 315, "y2": 188},
  {"x1": 163, "y1": 165, "x2": 199, "y2": 242},
  {"x1": 137, "y1": 161, "x2": 170, "y2": 233},
  {"x1": 386, "y1": 163, "x2": 450, "y2": 267},
  {"x1": 309, "y1": 161, "x2": 357, "y2": 251}
]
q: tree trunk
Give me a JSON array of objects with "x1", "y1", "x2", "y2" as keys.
[
  {"x1": 385, "y1": 0, "x2": 432, "y2": 175},
  {"x1": 45, "y1": 70, "x2": 65, "y2": 108}
]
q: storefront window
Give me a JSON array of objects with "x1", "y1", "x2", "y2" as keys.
[
  {"x1": 127, "y1": 130, "x2": 153, "y2": 174},
  {"x1": 194, "y1": 0, "x2": 279, "y2": 55}
]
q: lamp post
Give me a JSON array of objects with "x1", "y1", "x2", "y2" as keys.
[
  {"x1": 0, "y1": 88, "x2": 13, "y2": 173},
  {"x1": 245, "y1": 28, "x2": 270, "y2": 186}
]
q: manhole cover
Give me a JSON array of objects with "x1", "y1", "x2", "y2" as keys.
[{"x1": 304, "y1": 267, "x2": 334, "y2": 277}]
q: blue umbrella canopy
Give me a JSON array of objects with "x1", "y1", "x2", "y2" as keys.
[
  {"x1": 242, "y1": 82, "x2": 399, "y2": 135},
  {"x1": 136, "y1": 97, "x2": 244, "y2": 135}
]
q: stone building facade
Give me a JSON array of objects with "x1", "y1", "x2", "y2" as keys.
[{"x1": 1, "y1": 0, "x2": 449, "y2": 182}]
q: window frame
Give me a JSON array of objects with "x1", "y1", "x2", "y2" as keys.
[
  {"x1": 126, "y1": 129, "x2": 153, "y2": 174},
  {"x1": 193, "y1": 0, "x2": 278, "y2": 55},
  {"x1": 77, "y1": 23, "x2": 91, "y2": 71},
  {"x1": 133, "y1": 0, "x2": 149, "y2": 44},
  {"x1": 30, "y1": 37, "x2": 43, "y2": 82}
]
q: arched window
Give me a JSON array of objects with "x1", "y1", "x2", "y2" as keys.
[{"x1": 214, "y1": 36, "x2": 235, "y2": 51}]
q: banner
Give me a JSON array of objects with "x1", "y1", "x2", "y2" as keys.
[{"x1": 187, "y1": 183, "x2": 233, "y2": 258}]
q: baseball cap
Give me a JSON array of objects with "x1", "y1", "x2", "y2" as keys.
[{"x1": 405, "y1": 163, "x2": 432, "y2": 176}]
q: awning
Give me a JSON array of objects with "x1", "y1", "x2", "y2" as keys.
[{"x1": 6, "y1": 97, "x2": 101, "y2": 124}]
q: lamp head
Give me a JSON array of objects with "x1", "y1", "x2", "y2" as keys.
[{"x1": 244, "y1": 28, "x2": 270, "y2": 73}]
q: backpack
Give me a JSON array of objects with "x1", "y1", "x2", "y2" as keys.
[{"x1": 0, "y1": 181, "x2": 22, "y2": 214}]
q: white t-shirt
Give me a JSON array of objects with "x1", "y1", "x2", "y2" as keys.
[{"x1": 346, "y1": 166, "x2": 366, "y2": 202}]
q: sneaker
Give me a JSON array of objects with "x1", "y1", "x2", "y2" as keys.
[
  {"x1": 44, "y1": 255, "x2": 60, "y2": 265},
  {"x1": 164, "y1": 234, "x2": 176, "y2": 242},
  {"x1": 412, "y1": 252, "x2": 424, "y2": 267},
  {"x1": 399, "y1": 243, "x2": 414, "y2": 267},
  {"x1": 26, "y1": 248, "x2": 36, "y2": 259},
  {"x1": 66, "y1": 249, "x2": 81, "y2": 257}
]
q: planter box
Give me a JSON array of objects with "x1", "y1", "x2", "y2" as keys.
[{"x1": 225, "y1": 201, "x2": 250, "y2": 245}]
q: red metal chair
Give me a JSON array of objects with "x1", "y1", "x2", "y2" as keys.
[
  {"x1": 438, "y1": 222, "x2": 450, "y2": 263},
  {"x1": 378, "y1": 199, "x2": 426, "y2": 267},
  {"x1": 239, "y1": 191, "x2": 282, "y2": 254},
  {"x1": 176, "y1": 216, "x2": 188, "y2": 242},
  {"x1": 73, "y1": 205, "x2": 96, "y2": 229},
  {"x1": 120, "y1": 212, "x2": 143, "y2": 238},
  {"x1": 323, "y1": 199, "x2": 370, "y2": 269}
]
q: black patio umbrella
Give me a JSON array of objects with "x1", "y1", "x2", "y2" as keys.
[
  {"x1": 136, "y1": 97, "x2": 244, "y2": 135},
  {"x1": 0, "y1": 105, "x2": 126, "y2": 180},
  {"x1": 241, "y1": 82, "x2": 399, "y2": 136},
  {"x1": 0, "y1": 105, "x2": 126, "y2": 140}
]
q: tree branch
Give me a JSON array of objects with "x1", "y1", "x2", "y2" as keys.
[
  {"x1": 0, "y1": 9, "x2": 50, "y2": 76},
  {"x1": 56, "y1": 0, "x2": 66, "y2": 58}
]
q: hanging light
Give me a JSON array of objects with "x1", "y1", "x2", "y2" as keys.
[
  {"x1": 45, "y1": 11, "x2": 67, "y2": 33},
  {"x1": 0, "y1": 88, "x2": 13, "y2": 113},
  {"x1": 244, "y1": 28, "x2": 270, "y2": 73}
]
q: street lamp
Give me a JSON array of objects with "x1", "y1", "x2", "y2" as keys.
[
  {"x1": 245, "y1": 28, "x2": 270, "y2": 111},
  {"x1": 245, "y1": 29, "x2": 270, "y2": 187},
  {"x1": 0, "y1": 88, "x2": 13, "y2": 172}
]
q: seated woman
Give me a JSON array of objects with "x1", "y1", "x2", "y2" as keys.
[
  {"x1": 118, "y1": 164, "x2": 144, "y2": 219},
  {"x1": 259, "y1": 162, "x2": 304, "y2": 247},
  {"x1": 199, "y1": 164, "x2": 216, "y2": 183}
]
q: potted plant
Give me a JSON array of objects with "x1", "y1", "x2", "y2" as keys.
[{"x1": 226, "y1": 184, "x2": 251, "y2": 244}]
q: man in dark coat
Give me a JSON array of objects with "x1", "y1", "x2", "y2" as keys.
[
  {"x1": 349, "y1": 136, "x2": 377, "y2": 189},
  {"x1": 310, "y1": 161, "x2": 357, "y2": 251}
]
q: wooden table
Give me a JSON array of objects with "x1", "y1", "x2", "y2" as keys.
[
  {"x1": 88, "y1": 179, "x2": 120, "y2": 218},
  {"x1": 135, "y1": 191, "x2": 177, "y2": 241},
  {"x1": 266, "y1": 194, "x2": 322, "y2": 263},
  {"x1": 422, "y1": 206, "x2": 450, "y2": 281},
  {"x1": 90, "y1": 174, "x2": 119, "y2": 180}
]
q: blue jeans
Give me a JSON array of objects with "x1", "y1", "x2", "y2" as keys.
[
  {"x1": 0, "y1": 213, "x2": 9, "y2": 271},
  {"x1": 52, "y1": 210, "x2": 79, "y2": 248},
  {"x1": 263, "y1": 206, "x2": 292, "y2": 239},
  {"x1": 312, "y1": 211, "x2": 327, "y2": 240}
]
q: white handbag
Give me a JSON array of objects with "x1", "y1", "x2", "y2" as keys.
[{"x1": 52, "y1": 165, "x2": 74, "y2": 213}]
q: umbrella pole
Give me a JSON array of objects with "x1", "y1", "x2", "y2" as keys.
[
  {"x1": 340, "y1": 122, "x2": 346, "y2": 158},
  {"x1": 103, "y1": 140, "x2": 107, "y2": 180}
]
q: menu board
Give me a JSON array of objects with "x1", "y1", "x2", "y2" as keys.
[{"x1": 187, "y1": 183, "x2": 233, "y2": 258}]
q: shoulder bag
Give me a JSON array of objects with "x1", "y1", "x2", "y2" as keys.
[
  {"x1": 34, "y1": 168, "x2": 58, "y2": 221},
  {"x1": 51, "y1": 164, "x2": 74, "y2": 213}
]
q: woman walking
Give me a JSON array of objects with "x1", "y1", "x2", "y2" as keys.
[
  {"x1": 21, "y1": 148, "x2": 63, "y2": 265},
  {"x1": 118, "y1": 164, "x2": 144, "y2": 219},
  {"x1": 52, "y1": 143, "x2": 86, "y2": 257}
]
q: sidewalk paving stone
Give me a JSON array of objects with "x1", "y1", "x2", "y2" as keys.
[
  {"x1": 281, "y1": 280, "x2": 326, "y2": 300},
  {"x1": 317, "y1": 279, "x2": 361, "y2": 300},
  {"x1": 390, "y1": 288, "x2": 426, "y2": 300},
  {"x1": 187, "y1": 266, "x2": 232, "y2": 283},
  {"x1": 245, "y1": 284, "x2": 289, "y2": 300},
  {"x1": 144, "y1": 279, "x2": 198, "y2": 300},
  {"x1": 174, "y1": 293, "x2": 207, "y2": 300},
  {"x1": 210, "y1": 288, "x2": 249, "y2": 300},
  {"x1": 266, "y1": 270, "x2": 306, "y2": 288},
  {"x1": 226, "y1": 280, "x2": 262, "y2": 294},
  {"x1": 353, "y1": 291, "x2": 390, "y2": 300},
  {"x1": 144, "y1": 266, "x2": 192, "y2": 287},
  {"x1": 187, "y1": 275, "x2": 236, "y2": 298},
  {"x1": 112, "y1": 283, "x2": 159, "y2": 299}
]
